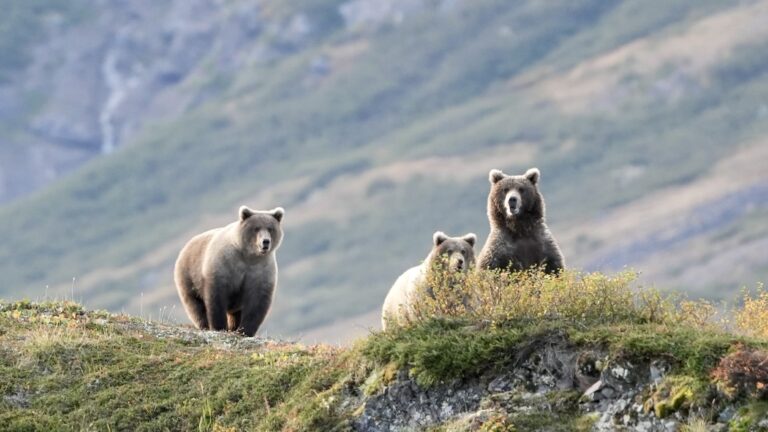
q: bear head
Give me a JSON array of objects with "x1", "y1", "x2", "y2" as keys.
[
  {"x1": 237, "y1": 206, "x2": 285, "y2": 257},
  {"x1": 487, "y1": 167, "x2": 544, "y2": 229},
  {"x1": 428, "y1": 231, "x2": 477, "y2": 272}
]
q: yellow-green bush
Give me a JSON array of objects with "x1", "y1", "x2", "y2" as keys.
[
  {"x1": 735, "y1": 283, "x2": 768, "y2": 338},
  {"x1": 408, "y1": 266, "x2": 669, "y2": 327},
  {"x1": 401, "y1": 266, "x2": 764, "y2": 338}
]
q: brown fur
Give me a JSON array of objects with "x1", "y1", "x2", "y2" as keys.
[
  {"x1": 174, "y1": 206, "x2": 284, "y2": 336},
  {"x1": 477, "y1": 168, "x2": 564, "y2": 273}
]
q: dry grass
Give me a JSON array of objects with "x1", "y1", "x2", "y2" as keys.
[
  {"x1": 408, "y1": 266, "x2": 673, "y2": 328},
  {"x1": 680, "y1": 417, "x2": 710, "y2": 432},
  {"x1": 735, "y1": 283, "x2": 768, "y2": 338},
  {"x1": 400, "y1": 265, "x2": 764, "y2": 340}
]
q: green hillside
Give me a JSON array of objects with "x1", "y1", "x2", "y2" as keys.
[
  {"x1": 0, "y1": 0, "x2": 767, "y2": 335},
  {"x1": 2, "y1": 273, "x2": 767, "y2": 430}
]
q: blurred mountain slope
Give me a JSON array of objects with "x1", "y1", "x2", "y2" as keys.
[{"x1": 0, "y1": 0, "x2": 766, "y2": 337}]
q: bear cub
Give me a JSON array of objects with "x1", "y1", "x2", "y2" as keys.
[
  {"x1": 477, "y1": 168, "x2": 564, "y2": 273},
  {"x1": 382, "y1": 231, "x2": 476, "y2": 330},
  {"x1": 174, "y1": 206, "x2": 284, "y2": 337}
]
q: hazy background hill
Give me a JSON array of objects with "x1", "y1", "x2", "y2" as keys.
[{"x1": 1, "y1": 0, "x2": 767, "y2": 341}]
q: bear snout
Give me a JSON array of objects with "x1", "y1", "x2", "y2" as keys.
[
  {"x1": 450, "y1": 253, "x2": 466, "y2": 271},
  {"x1": 255, "y1": 230, "x2": 273, "y2": 253},
  {"x1": 504, "y1": 190, "x2": 522, "y2": 217}
]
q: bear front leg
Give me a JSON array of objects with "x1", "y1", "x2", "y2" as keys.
[
  {"x1": 178, "y1": 287, "x2": 209, "y2": 330},
  {"x1": 543, "y1": 241, "x2": 565, "y2": 274},
  {"x1": 203, "y1": 287, "x2": 228, "y2": 331},
  {"x1": 227, "y1": 311, "x2": 242, "y2": 332},
  {"x1": 240, "y1": 289, "x2": 274, "y2": 337}
]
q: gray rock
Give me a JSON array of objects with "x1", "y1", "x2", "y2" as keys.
[
  {"x1": 650, "y1": 359, "x2": 670, "y2": 383},
  {"x1": 718, "y1": 406, "x2": 736, "y2": 423},
  {"x1": 354, "y1": 376, "x2": 484, "y2": 432},
  {"x1": 582, "y1": 379, "x2": 604, "y2": 402},
  {"x1": 4, "y1": 391, "x2": 31, "y2": 408},
  {"x1": 487, "y1": 376, "x2": 512, "y2": 393},
  {"x1": 600, "y1": 386, "x2": 616, "y2": 399},
  {"x1": 350, "y1": 341, "x2": 739, "y2": 432}
]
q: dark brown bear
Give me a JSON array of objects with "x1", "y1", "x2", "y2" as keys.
[
  {"x1": 477, "y1": 168, "x2": 564, "y2": 273},
  {"x1": 174, "y1": 206, "x2": 284, "y2": 336}
]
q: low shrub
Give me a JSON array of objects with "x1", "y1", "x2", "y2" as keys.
[
  {"x1": 735, "y1": 283, "x2": 768, "y2": 339},
  {"x1": 408, "y1": 267, "x2": 674, "y2": 328}
]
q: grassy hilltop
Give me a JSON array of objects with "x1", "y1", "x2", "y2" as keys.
[
  {"x1": 1, "y1": 272, "x2": 767, "y2": 431},
  {"x1": 0, "y1": 0, "x2": 767, "y2": 336}
]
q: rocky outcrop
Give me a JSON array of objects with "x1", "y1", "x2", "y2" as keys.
[{"x1": 352, "y1": 338, "x2": 745, "y2": 432}]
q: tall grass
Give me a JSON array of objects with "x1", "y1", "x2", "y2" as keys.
[
  {"x1": 403, "y1": 266, "x2": 766, "y2": 336},
  {"x1": 735, "y1": 283, "x2": 768, "y2": 339}
]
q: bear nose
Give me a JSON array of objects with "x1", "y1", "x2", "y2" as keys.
[
  {"x1": 508, "y1": 196, "x2": 518, "y2": 207},
  {"x1": 261, "y1": 239, "x2": 271, "y2": 248}
]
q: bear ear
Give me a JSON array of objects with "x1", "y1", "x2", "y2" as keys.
[
  {"x1": 462, "y1": 233, "x2": 477, "y2": 248},
  {"x1": 239, "y1": 205, "x2": 255, "y2": 221},
  {"x1": 271, "y1": 207, "x2": 285, "y2": 222},
  {"x1": 433, "y1": 231, "x2": 448, "y2": 246},
  {"x1": 524, "y1": 167, "x2": 540, "y2": 185},
  {"x1": 489, "y1": 169, "x2": 505, "y2": 184}
]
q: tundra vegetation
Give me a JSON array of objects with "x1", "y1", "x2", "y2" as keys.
[{"x1": 1, "y1": 269, "x2": 766, "y2": 431}]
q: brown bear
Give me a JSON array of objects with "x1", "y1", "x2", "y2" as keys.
[
  {"x1": 174, "y1": 206, "x2": 284, "y2": 336},
  {"x1": 381, "y1": 231, "x2": 476, "y2": 330},
  {"x1": 477, "y1": 168, "x2": 564, "y2": 273}
]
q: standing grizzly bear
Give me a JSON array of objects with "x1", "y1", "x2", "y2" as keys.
[
  {"x1": 381, "y1": 231, "x2": 476, "y2": 330},
  {"x1": 477, "y1": 168, "x2": 564, "y2": 273},
  {"x1": 174, "y1": 206, "x2": 284, "y2": 336}
]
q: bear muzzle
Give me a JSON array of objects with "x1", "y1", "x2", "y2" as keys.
[
  {"x1": 449, "y1": 253, "x2": 467, "y2": 272},
  {"x1": 255, "y1": 230, "x2": 273, "y2": 254},
  {"x1": 505, "y1": 190, "x2": 522, "y2": 217}
]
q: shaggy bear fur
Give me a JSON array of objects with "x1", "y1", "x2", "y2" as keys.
[
  {"x1": 382, "y1": 231, "x2": 476, "y2": 330},
  {"x1": 174, "y1": 206, "x2": 284, "y2": 336},
  {"x1": 477, "y1": 167, "x2": 564, "y2": 273}
]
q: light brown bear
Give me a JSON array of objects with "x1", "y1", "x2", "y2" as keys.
[
  {"x1": 381, "y1": 231, "x2": 476, "y2": 330},
  {"x1": 174, "y1": 206, "x2": 284, "y2": 336},
  {"x1": 477, "y1": 167, "x2": 564, "y2": 273}
]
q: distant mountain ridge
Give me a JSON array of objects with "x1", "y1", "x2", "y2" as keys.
[{"x1": 0, "y1": 0, "x2": 767, "y2": 337}]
